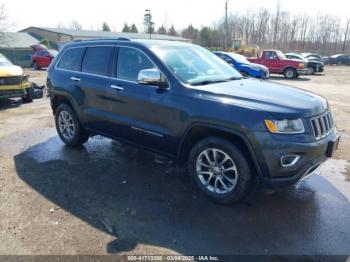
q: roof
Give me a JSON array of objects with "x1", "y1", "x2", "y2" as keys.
[
  {"x1": 0, "y1": 32, "x2": 39, "y2": 49},
  {"x1": 20, "y1": 27, "x2": 190, "y2": 42}
]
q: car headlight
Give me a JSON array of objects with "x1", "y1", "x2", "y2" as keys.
[
  {"x1": 265, "y1": 119, "x2": 305, "y2": 134},
  {"x1": 298, "y1": 63, "x2": 305, "y2": 68}
]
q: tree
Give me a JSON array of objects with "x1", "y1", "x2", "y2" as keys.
[
  {"x1": 157, "y1": 25, "x2": 167, "y2": 35},
  {"x1": 168, "y1": 25, "x2": 178, "y2": 36},
  {"x1": 122, "y1": 23, "x2": 130, "y2": 32},
  {"x1": 40, "y1": 39, "x2": 50, "y2": 49},
  {"x1": 130, "y1": 24, "x2": 138, "y2": 33},
  {"x1": 69, "y1": 20, "x2": 83, "y2": 30},
  {"x1": 102, "y1": 22, "x2": 111, "y2": 32},
  {"x1": 144, "y1": 10, "x2": 154, "y2": 34},
  {"x1": 182, "y1": 24, "x2": 200, "y2": 42},
  {"x1": 342, "y1": 19, "x2": 350, "y2": 53}
]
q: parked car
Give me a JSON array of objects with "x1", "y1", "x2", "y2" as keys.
[
  {"x1": 32, "y1": 49, "x2": 58, "y2": 70},
  {"x1": 300, "y1": 53, "x2": 328, "y2": 63},
  {"x1": 285, "y1": 53, "x2": 324, "y2": 75},
  {"x1": 0, "y1": 53, "x2": 34, "y2": 102},
  {"x1": 248, "y1": 50, "x2": 308, "y2": 79},
  {"x1": 327, "y1": 54, "x2": 350, "y2": 65},
  {"x1": 47, "y1": 39, "x2": 339, "y2": 204},
  {"x1": 213, "y1": 51, "x2": 269, "y2": 79}
]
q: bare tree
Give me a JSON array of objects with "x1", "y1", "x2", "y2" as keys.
[
  {"x1": 342, "y1": 19, "x2": 350, "y2": 53},
  {"x1": 69, "y1": 20, "x2": 83, "y2": 30}
]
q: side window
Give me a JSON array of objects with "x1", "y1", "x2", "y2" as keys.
[
  {"x1": 82, "y1": 46, "x2": 114, "y2": 76},
  {"x1": 57, "y1": 47, "x2": 86, "y2": 71},
  {"x1": 117, "y1": 47, "x2": 155, "y2": 82},
  {"x1": 222, "y1": 55, "x2": 232, "y2": 63}
]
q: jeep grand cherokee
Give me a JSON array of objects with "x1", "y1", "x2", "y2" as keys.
[{"x1": 47, "y1": 39, "x2": 340, "y2": 204}]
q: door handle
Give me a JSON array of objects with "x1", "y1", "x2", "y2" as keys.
[
  {"x1": 111, "y1": 84, "x2": 124, "y2": 91},
  {"x1": 71, "y1": 76, "x2": 81, "y2": 82}
]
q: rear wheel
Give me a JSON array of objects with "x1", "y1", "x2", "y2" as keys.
[
  {"x1": 284, "y1": 68, "x2": 297, "y2": 79},
  {"x1": 189, "y1": 137, "x2": 252, "y2": 204},
  {"x1": 22, "y1": 87, "x2": 34, "y2": 103},
  {"x1": 55, "y1": 104, "x2": 89, "y2": 146}
]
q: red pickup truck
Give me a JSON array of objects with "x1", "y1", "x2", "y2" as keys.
[{"x1": 248, "y1": 50, "x2": 308, "y2": 79}]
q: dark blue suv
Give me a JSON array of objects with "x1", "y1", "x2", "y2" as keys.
[{"x1": 47, "y1": 38, "x2": 340, "y2": 204}]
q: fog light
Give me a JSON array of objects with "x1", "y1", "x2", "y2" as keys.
[{"x1": 281, "y1": 155, "x2": 300, "y2": 167}]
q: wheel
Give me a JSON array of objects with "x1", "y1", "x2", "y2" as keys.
[
  {"x1": 284, "y1": 68, "x2": 297, "y2": 79},
  {"x1": 55, "y1": 104, "x2": 89, "y2": 146},
  {"x1": 22, "y1": 87, "x2": 34, "y2": 103},
  {"x1": 33, "y1": 62, "x2": 40, "y2": 70},
  {"x1": 307, "y1": 66, "x2": 315, "y2": 75},
  {"x1": 189, "y1": 137, "x2": 252, "y2": 204}
]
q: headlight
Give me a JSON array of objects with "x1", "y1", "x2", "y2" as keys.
[
  {"x1": 265, "y1": 119, "x2": 305, "y2": 134},
  {"x1": 298, "y1": 63, "x2": 305, "y2": 68}
]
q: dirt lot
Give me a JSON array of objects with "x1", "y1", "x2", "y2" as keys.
[{"x1": 0, "y1": 67, "x2": 349, "y2": 257}]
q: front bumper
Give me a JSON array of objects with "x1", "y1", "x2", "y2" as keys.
[
  {"x1": 0, "y1": 83, "x2": 30, "y2": 99},
  {"x1": 297, "y1": 69, "x2": 308, "y2": 75},
  {"x1": 254, "y1": 130, "x2": 339, "y2": 189}
]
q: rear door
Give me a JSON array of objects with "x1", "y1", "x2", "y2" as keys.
[{"x1": 79, "y1": 45, "x2": 115, "y2": 133}]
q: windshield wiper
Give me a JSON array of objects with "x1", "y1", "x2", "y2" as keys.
[{"x1": 191, "y1": 77, "x2": 241, "y2": 86}]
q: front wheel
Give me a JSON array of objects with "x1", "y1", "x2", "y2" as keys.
[
  {"x1": 55, "y1": 104, "x2": 89, "y2": 146},
  {"x1": 284, "y1": 68, "x2": 297, "y2": 79},
  {"x1": 307, "y1": 66, "x2": 315, "y2": 75},
  {"x1": 189, "y1": 137, "x2": 252, "y2": 204}
]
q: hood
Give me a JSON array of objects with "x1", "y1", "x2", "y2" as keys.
[
  {"x1": 0, "y1": 65, "x2": 23, "y2": 77},
  {"x1": 194, "y1": 78, "x2": 328, "y2": 118},
  {"x1": 30, "y1": 44, "x2": 48, "y2": 51}
]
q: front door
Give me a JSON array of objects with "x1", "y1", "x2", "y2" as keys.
[{"x1": 106, "y1": 46, "x2": 173, "y2": 153}]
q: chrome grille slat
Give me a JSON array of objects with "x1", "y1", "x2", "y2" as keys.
[{"x1": 310, "y1": 112, "x2": 334, "y2": 140}]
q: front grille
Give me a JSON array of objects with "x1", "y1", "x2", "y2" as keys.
[
  {"x1": 0, "y1": 89, "x2": 24, "y2": 96},
  {"x1": 310, "y1": 111, "x2": 334, "y2": 140},
  {"x1": 0, "y1": 76, "x2": 22, "y2": 86}
]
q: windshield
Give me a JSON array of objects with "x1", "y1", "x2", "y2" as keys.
[
  {"x1": 151, "y1": 45, "x2": 242, "y2": 85},
  {"x1": 0, "y1": 54, "x2": 13, "y2": 66},
  {"x1": 227, "y1": 53, "x2": 250, "y2": 64}
]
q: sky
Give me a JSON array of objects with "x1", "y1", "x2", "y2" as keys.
[{"x1": 2, "y1": 0, "x2": 349, "y2": 32}]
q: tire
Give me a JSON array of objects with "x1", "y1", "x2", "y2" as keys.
[
  {"x1": 189, "y1": 137, "x2": 252, "y2": 204},
  {"x1": 284, "y1": 68, "x2": 297, "y2": 79},
  {"x1": 33, "y1": 62, "x2": 40, "y2": 70},
  {"x1": 307, "y1": 66, "x2": 315, "y2": 75},
  {"x1": 22, "y1": 87, "x2": 34, "y2": 103},
  {"x1": 55, "y1": 104, "x2": 89, "y2": 146}
]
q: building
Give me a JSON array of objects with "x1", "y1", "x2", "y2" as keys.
[
  {"x1": 20, "y1": 27, "x2": 190, "y2": 50},
  {"x1": 0, "y1": 32, "x2": 39, "y2": 68}
]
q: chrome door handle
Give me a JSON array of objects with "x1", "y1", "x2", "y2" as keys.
[
  {"x1": 111, "y1": 85, "x2": 124, "y2": 91},
  {"x1": 71, "y1": 76, "x2": 81, "y2": 82}
]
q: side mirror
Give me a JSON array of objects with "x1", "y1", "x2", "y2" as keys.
[{"x1": 137, "y1": 68, "x2": 168, "y2": 89}]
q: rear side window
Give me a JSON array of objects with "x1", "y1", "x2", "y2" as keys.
[
  {"x1": 117, "y1": 47, "x2": 155, "y2": 81},
  {"x1": 57, "y1": 47, "x2": 86, "y2": 71},
  {"x1": 82, "y1": 46, "x2": 114, "y2": 76}
]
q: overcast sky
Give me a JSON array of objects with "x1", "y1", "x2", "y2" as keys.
[{"x1": 2, "y1": 0, "x2": 349, "y2": 32}]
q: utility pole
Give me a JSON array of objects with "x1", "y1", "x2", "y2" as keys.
[{"x1": 224, "y1": 0, "x2": 229, "y2": 51}]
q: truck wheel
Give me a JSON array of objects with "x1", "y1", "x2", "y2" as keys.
[
  {"x1": 284, "y1": 68, "x2": 297, "y2": 79},
  {"x1": 55, "y1": 104, "x2": 89, "y2": 146},
  {"x1": 307, "y1": 66, "x2": 315, "y2": 75},
  {"x1": 22, "y1": 87, "x2": 34, "y2": 103},
  {"x1": 189, "y1": 137, "x2": 252, "y2": 204}
]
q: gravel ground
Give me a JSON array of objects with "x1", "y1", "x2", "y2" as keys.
[{"x1": 0, "y1": 67, "x2": 349, "y2": 257}]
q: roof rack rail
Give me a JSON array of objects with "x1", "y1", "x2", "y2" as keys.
[{"x1": 73, "y1": 37, "x2": 131, "y2": 42}]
